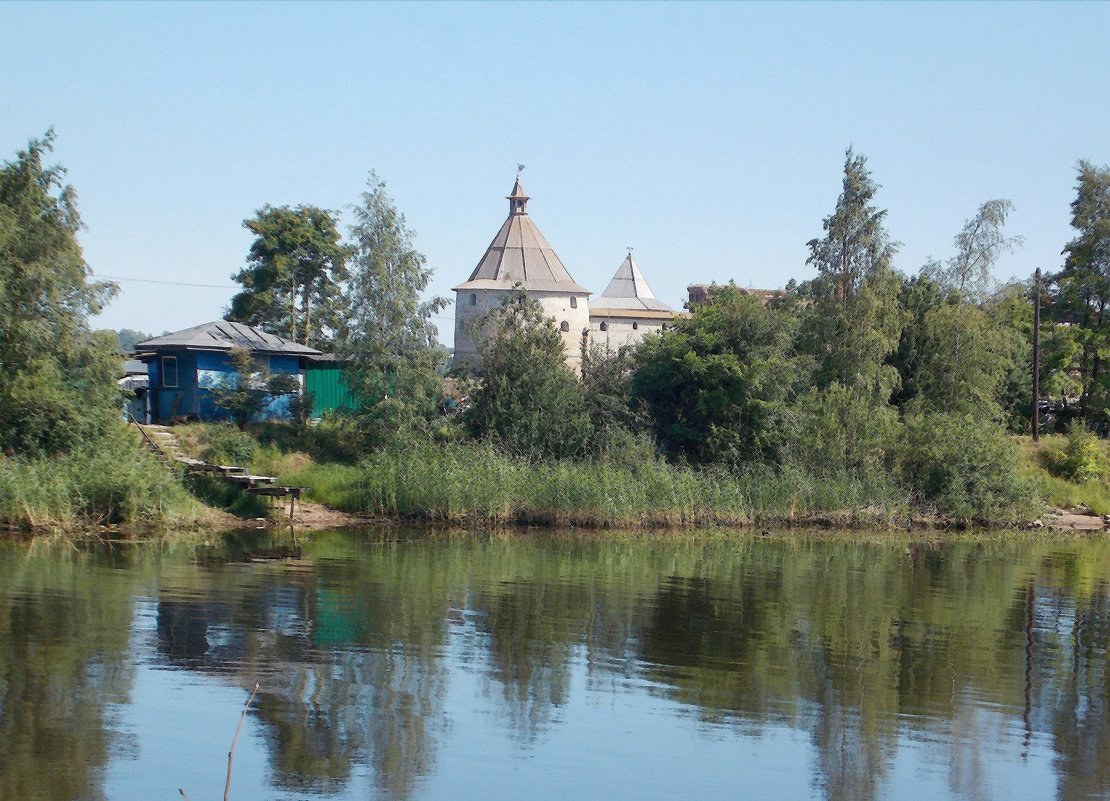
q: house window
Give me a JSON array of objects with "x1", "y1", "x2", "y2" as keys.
[
  {"x1": 600, "y1": 321, "x2": 608, "y2": 332},
  {"x1": 161, "y1": 356, "x2": 178, "y2": 388},
  {"x1": 560, "y1": 321, "x2": 570, "y2": 332},
  {"x1": 469, "y1": 293, "x2": 477, "y2": 306},
  {"x1": 570, "y1": 297, "x2": 578, "y2": 309},
  {"x1": 632, "y1": 321, "x2": 639, "y2": 330}
]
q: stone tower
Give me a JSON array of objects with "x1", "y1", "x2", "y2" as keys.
[
  {"x1": 452, "y1": 177, "x2": 591, "y2": 370},
  {"x1": 589, "y1": 252, "x2": 676, "y2": 350}
]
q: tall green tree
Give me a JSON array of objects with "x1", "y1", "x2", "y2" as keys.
[
  {"x1": 467, "y1": 289, "x2": 591, "y2": 459},
  {"x1": 1056, "y1": 160, "x2": 1110, "y2": 428},
  {"x1": 0, "y1": 131, "x2": 121, "y2": 454},
  {"x1": 340, "y1": 171, "x2": 448, "y2": 435},
  {"x1": 228, "y1": 204, "x2": 348, "y2": 349},
  {"x1": 907, "y1": 200, "x2": 1024, "y2": 417},
  {"x1": 801, "y1": 148, "x2": 904, "y2": 398}
]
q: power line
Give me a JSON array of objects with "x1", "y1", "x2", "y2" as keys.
[
  {"x1": 93, "y1": 273, "x2": 238, "y2": 289},
  {"x1": 93, "y1": 273, "x2": 458, "y2": 320}
]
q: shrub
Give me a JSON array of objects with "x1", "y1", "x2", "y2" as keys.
[
  {"x1": 200, "y1": 425, "x2": 258, "y2": 467},
  {"x1": 1061, "y1": 426, "x2": 1109, "y2": 483},
  {"x1": 896, "y1": 411, "x2": 1033, "y2": 522}
]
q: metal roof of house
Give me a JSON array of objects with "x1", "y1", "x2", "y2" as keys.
[
  {"x1": 134, "y1": 321, "x2": 322, "y2": 356},
  {"x1": 453, "y1": 177, "x2": 590, "y2": 294},
  {"x1": 591, "y1": 253, "x2": 674, "y2": 313}
]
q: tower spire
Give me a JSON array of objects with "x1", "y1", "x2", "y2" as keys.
[{"x1": 508, "y1": 165, "x2": 529, "y2": 215}]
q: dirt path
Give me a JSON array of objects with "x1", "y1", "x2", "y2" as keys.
[{"x1": 283, "y1": 500, "x2": 376, "y2": 529}]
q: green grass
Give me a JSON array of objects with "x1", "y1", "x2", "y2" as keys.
[{"x1": 0, "y1": 430, "x2": 205, "y2": 532}]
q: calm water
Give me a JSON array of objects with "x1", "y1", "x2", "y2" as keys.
[{"x1": 1, "y1": 529, "x2": 1109, "y2": 801}]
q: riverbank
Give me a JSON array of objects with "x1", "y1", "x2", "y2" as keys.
[{"x1": 3, "y1": 425, "x2": 1107, "y2": 535}]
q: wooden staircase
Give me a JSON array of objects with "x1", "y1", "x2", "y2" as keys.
[{"x1": 129, "y1": 417, "x2": 305, "y2": 520}]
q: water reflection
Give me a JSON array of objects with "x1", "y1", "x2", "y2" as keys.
[{"x1": 1, "y1": 531, "x2": 1110, "y2": 800}]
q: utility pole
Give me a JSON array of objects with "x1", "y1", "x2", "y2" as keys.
[{"x1": 1032, "y1": 267, "x2": 1041, "y2": 442}]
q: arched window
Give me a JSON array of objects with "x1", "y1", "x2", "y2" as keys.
[
  {"x1": 469, "y1": 293, "x2": 477, "y2": 306},
  {"x1": 632, "y1": 321, "x2": 639, "y2": 330},
  {"x1": 599, "y1": 321, "x2": 608, "y2": 332},
  {"x1": 560, "y1": 321, "x2": 570, "y2": 332},
  {"x1": 570, "y1": 297, "x2": 578, "y2": 309}
]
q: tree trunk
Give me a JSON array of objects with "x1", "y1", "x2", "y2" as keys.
[{"x1": 289, "y1": 278, "x2": 298, "y2": 343}]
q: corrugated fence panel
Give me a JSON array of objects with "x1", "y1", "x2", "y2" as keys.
[{"x1": 304, "y1": 366, "x2": 354, "y2": 417}]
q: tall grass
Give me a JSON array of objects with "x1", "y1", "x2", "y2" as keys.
[
  {"x1": 0, "y1": 431, "x2": 204, "y2": 532},
  {"x1": 1018, "y1": 435, "x2": 1110, "y2": 516},
  {"x1": 277, "y1": 441, "x2": 907, "y2": 528}
]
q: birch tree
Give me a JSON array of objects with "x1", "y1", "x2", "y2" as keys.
[{"x1": 341, "y1": 171, "x2": 448, "y2": 430}]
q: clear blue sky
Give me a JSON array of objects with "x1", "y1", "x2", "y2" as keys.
[{"x1": 3, "y1": 1, "x2": 1107, "y2": 343}]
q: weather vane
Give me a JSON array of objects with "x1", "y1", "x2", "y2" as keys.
[
  {"x1": 627, "y1": 246, "x2": 634, "y2": 254},
  {"x1": 517, "y1": 163, "x2": 525, "y2": 176}
]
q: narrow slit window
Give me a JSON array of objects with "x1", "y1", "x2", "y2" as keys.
[
  {"x1": 570, "y1": 297, "x2": 578, "y2": 309},
  {"x1": 632, "y1": 321, "x2": 639, "y2": 330},
  {"x1": 469, "y1": 293, "x2": 477, "y2": 306},
  {"x1": 560, "y1": 320, "x2": 570, "y2": 332}
]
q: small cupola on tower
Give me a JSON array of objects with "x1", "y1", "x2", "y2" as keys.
[{"x1": 508, "y1": 175, "x2": 530, "y2": 216}]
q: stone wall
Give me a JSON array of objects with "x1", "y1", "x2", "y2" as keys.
[{"x1": 453, "y1": 288, "x2": 592, "y2": 371}]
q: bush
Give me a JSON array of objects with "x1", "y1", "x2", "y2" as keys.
[
  {"x1": 896, "y1": 411, "x2": 1033, "y2": 522},
  {"x1": 1061, "y1": 427, "x2": 1109, "y2": 483},
  {"x1": 200, "y1": 425, "x2": 258, "y2": 466}
]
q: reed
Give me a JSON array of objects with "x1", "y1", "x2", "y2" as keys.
[
  {"x1": 0, "y1": 431, "x2": 204, "y2": 532},
  {"x1": 277, "y1": 441, "x2": 908, "y2": 528}
]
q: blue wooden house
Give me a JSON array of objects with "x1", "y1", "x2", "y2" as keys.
[{"x1": 134, "y1": 321, "x2": 322, "y2": 423}]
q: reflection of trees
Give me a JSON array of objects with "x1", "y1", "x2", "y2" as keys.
[
  {"x1": 0, "y1": 546, "x2": 138, "y2": 801},
  {"x1": 471, "y1": 579, "x2": 577, "y2": 740},
  {"x1": 154, "y1": 530, "x2": 453, "y2": 800},
  {"x1": 9, "y1": 531, "x2": 1110, "y2": 801}
]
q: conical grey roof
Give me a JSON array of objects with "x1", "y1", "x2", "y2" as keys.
[
  {"x1": 592, "y1": 253, "x2": 673, "y2": 312},
  {"x1": 454, "y1": 178, "x2": 589, "y2": 294}
]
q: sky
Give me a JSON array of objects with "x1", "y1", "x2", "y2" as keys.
[{"x1": 3, "y1": 1, "x2": 1108, "y2": 345}]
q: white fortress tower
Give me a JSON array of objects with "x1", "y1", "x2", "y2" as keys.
[
  {"x1": 452, "y1": 177, "x2": 591, "y2": 371},
  {"x1": 589, "y1": 252, "x2": 677, "y2": 350}
]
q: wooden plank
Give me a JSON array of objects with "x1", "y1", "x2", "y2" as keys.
[{"x1": 249, "y1": 486, "x2": 305, "y2": 498}]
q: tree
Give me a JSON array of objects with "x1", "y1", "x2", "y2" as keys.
[
  {"x1": 912, "y1": 301, "x2": 1019, "y2": 416},
  {"x1": 113, "y1": 328, "x2": 152, "y2": 353},
  {"x1": 207, "y1": 346, "x2": 300, "y2": 429},
  {"x1": 900, "y1": 202, "x2": 1024, "y2": 418},
  {"x1": 340, "y1": 171, "x2": 448, "y2": 437},
  {"x1": 806, "y1": 147, "x2": 899, "y2": 303},
  {"x1": 801, "y1": 148, "x2": 904, "y2": 397},
  {"x1": 228, "y1": 204, "x2": 348, "y2": 348},
  {"x1": 923, "y1": 199, "x2": 1023, "y2": 304},
  {"x1": 580, "y1": 344, "x2": 651, "y2": 460},
  {"x1": 0, "y1": 130, "x2": 121, "y2": 454},
  {"x1": 1056, "y1": 161, "x2": 1110, "y2": 429},
  {"x1": 890, "y1": 274, "x2": 944, "y2": 408},
  {"x1": 632, "y1": 286, "x2": 799, "y2": 465},
  {"x1": 467, "y1": 289, "x2": 591, "y2": 459}
]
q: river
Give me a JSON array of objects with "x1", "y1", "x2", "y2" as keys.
[{"x1": 1, "y1": 528, "x2": 1107, "y2": 801}]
